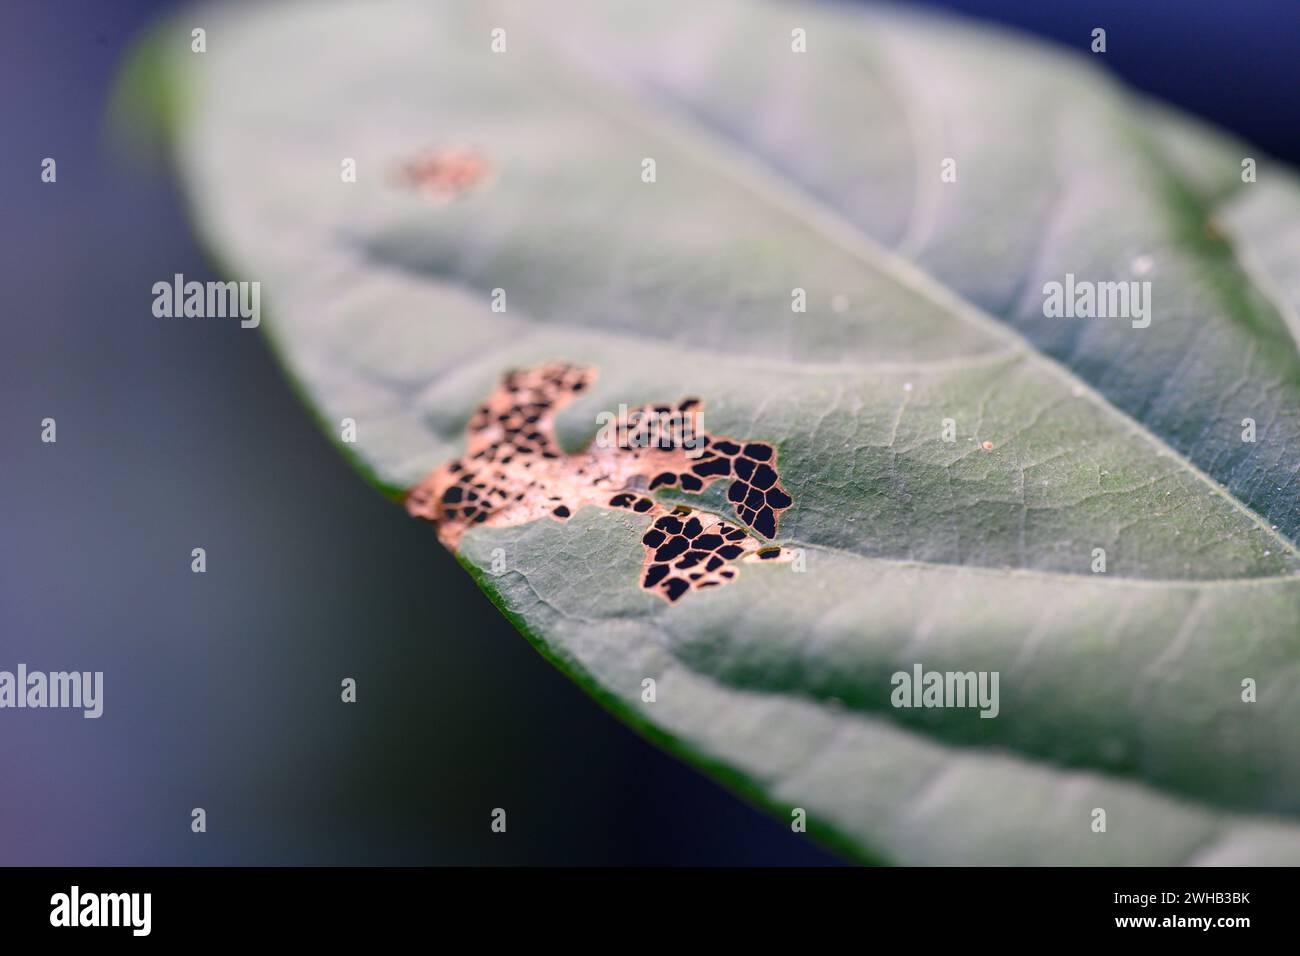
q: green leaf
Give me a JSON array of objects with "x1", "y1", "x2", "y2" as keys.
[{"x1": 127, "y1": 0, "x2": 1300, "y2": 864}]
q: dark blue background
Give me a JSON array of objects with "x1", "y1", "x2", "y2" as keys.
[{"x1": 2, "y1": 0, "x2": 1296, "y2": 865}]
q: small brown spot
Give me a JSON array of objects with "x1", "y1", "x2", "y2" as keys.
[{"x1": 398, "y1": 146, "x2": 491, "y2": 201}]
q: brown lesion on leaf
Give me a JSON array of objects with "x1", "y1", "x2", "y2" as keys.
[
  {"x1": 396, "y1": 146, "x2": 492, "y2": 201},
  {"x1": 406, "y1": 362, "x2": 794, "y2": 601}
]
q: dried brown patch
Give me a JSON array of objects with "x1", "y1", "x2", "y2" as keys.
[{"x1": 406, "y1": 363, "x2": 794, "y2": 601}]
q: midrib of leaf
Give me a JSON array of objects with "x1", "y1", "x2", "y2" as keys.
[{"x1": 494, "y1": 4, "x2": 1300, "y2": 567}]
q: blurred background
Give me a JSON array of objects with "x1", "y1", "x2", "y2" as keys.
[{"x1": 2, "y1": 0, "x2": 1297, "y2": 865}]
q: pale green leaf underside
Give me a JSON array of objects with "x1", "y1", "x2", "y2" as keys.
[{"x1": 136, "y1": 0, "x2": 1300, "y2": 863}]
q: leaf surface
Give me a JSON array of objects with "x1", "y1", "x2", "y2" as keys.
[{"x1": 133, "y1": 0, "x2": 1300, "y2": 863}]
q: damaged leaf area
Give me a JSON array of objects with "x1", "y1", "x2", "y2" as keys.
[
  {"x1": 405, "y1": 362, "x2": 792, "y2": 601},
  {"x1": 137, "y1": 0, "x2": 1300, "y2": 865}
]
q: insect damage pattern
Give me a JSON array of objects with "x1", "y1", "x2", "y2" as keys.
[
  {"x1": 405, "y1": 362, "x2": 793, "y2": 601},
  {"x1": 638, "y1": 507, "x2": 787, "y2": 603}
]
